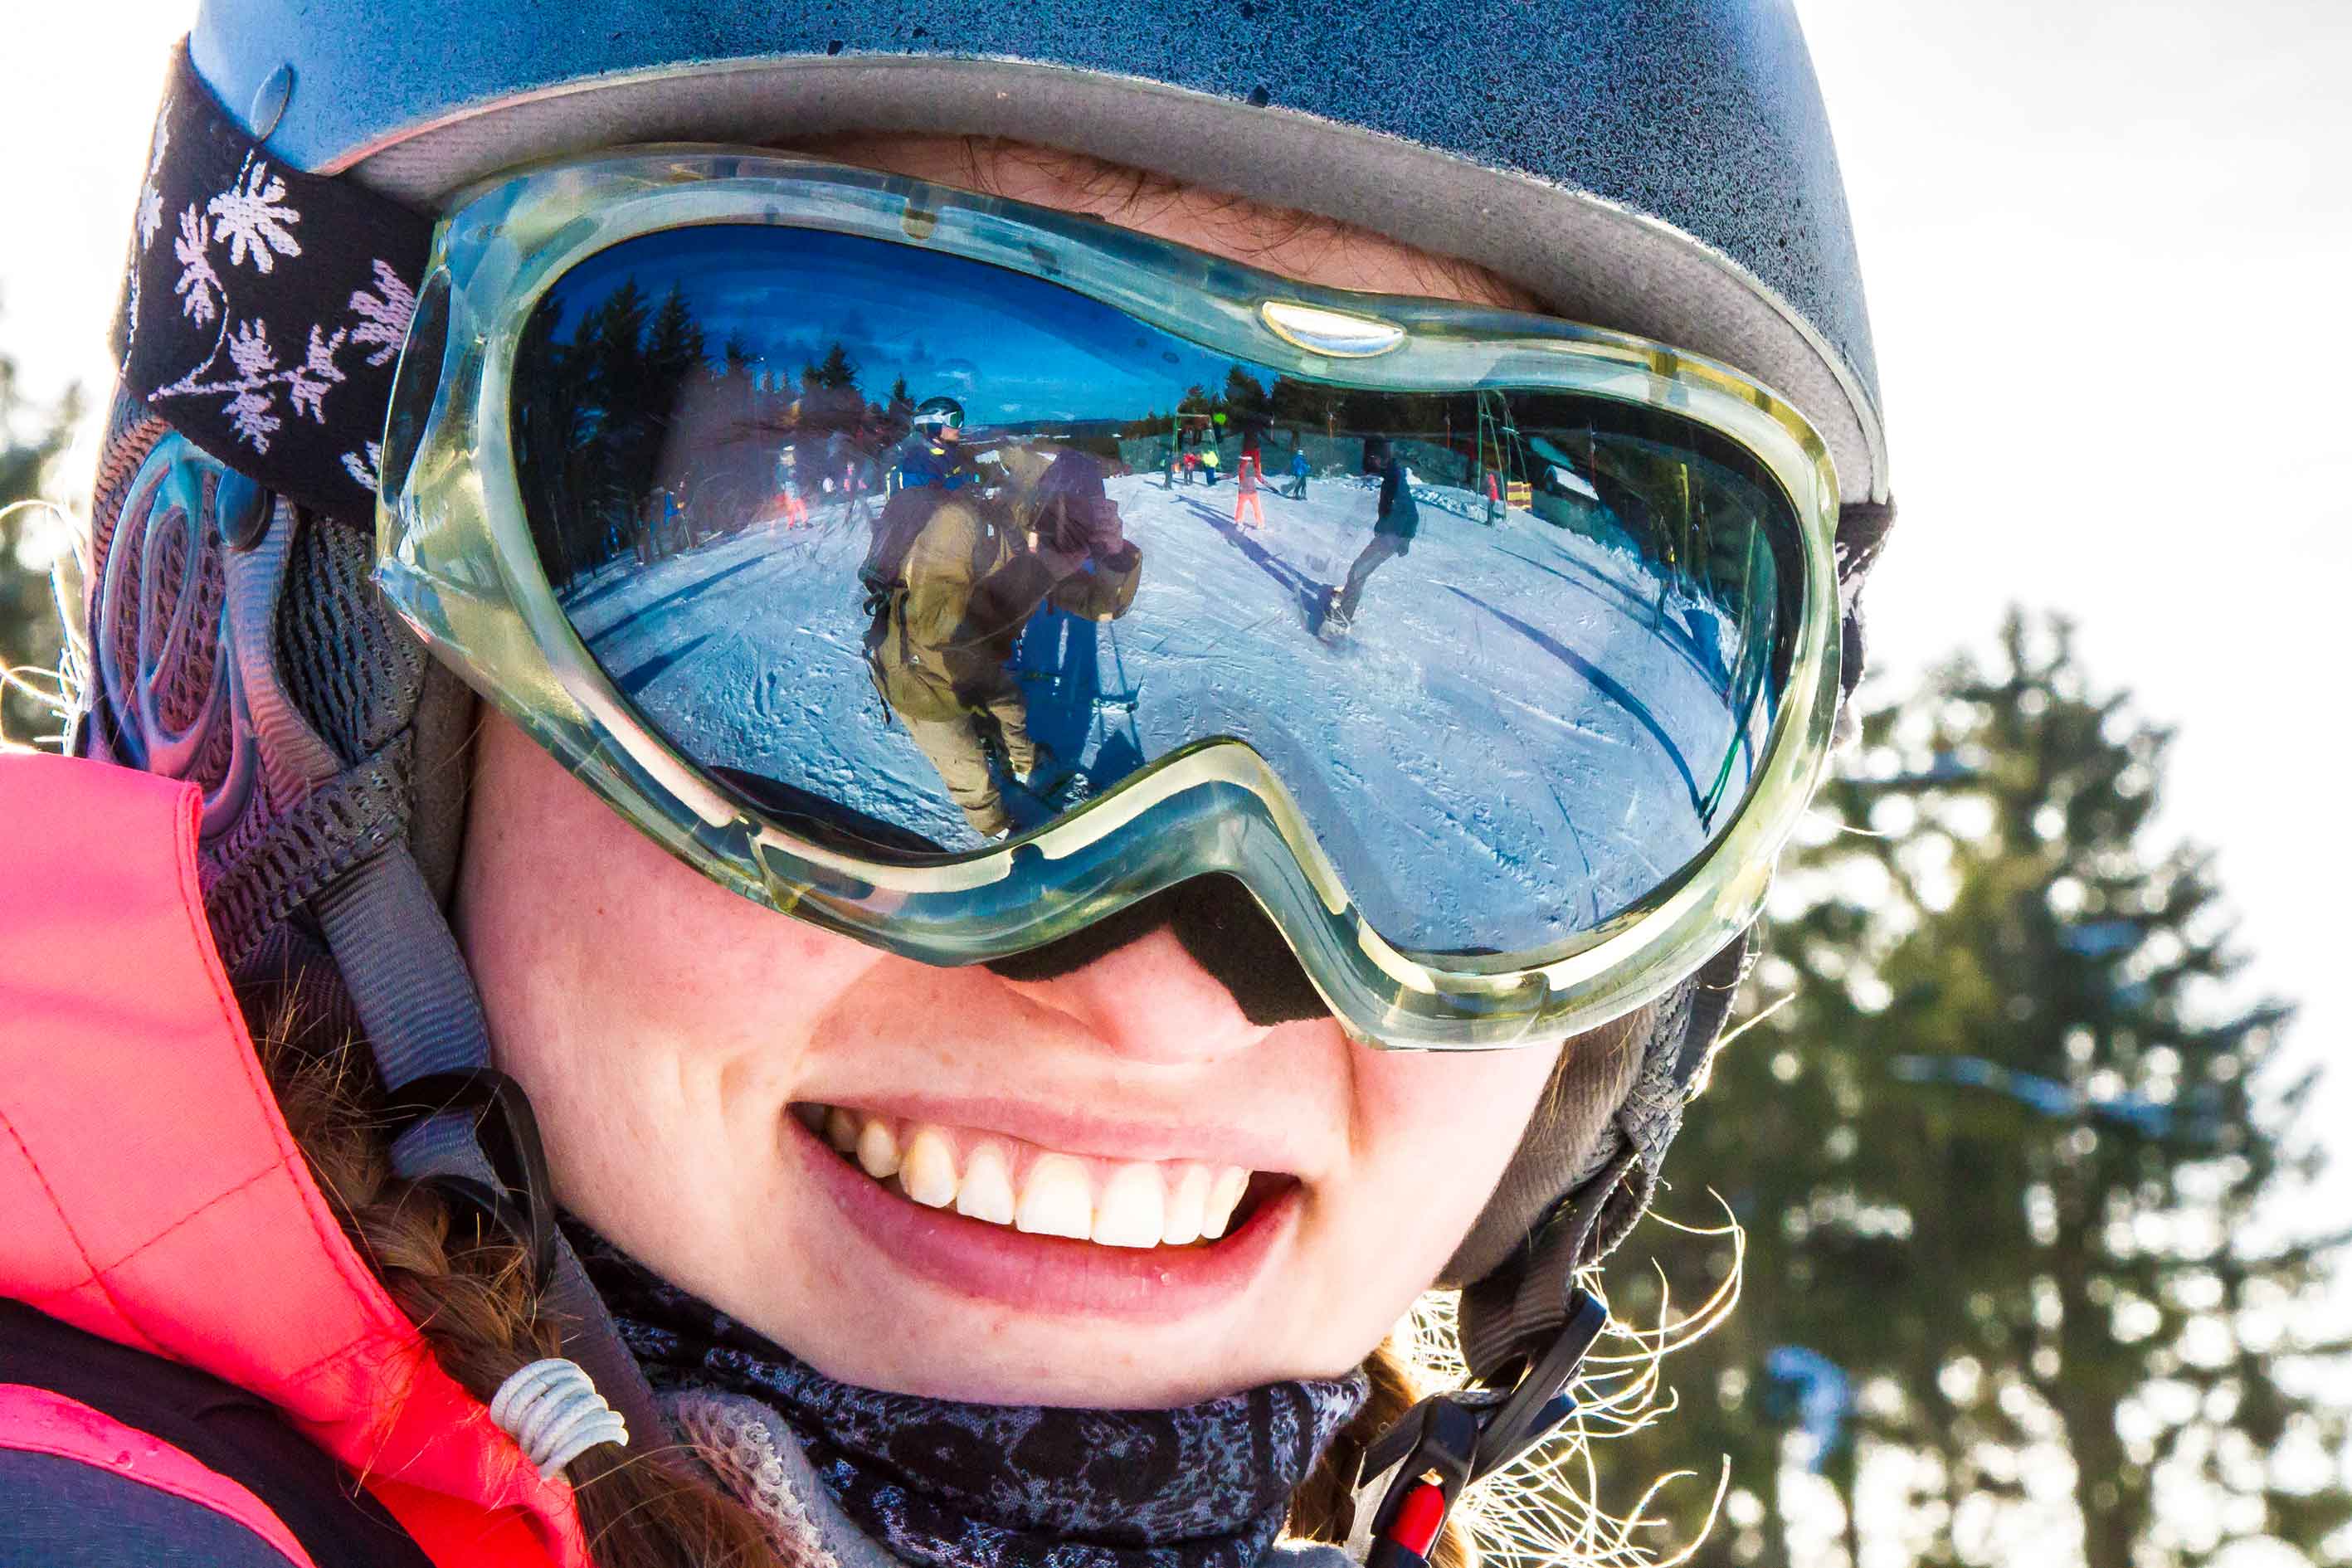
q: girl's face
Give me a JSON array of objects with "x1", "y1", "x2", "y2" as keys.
[{"x1": 457, "y1": 139, "x2": 1594, "y2": 1409}]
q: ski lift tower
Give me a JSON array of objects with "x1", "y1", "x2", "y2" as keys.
[
  {"x1": 1474, "y1": 392, "x2": 1533, "y2": 523},
  {"x1": 1166, "y1": 410, "x2": 1218, "y2": 487}
]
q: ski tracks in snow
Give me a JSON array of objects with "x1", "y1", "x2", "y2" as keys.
[{"x1": 562, "y1": 470, "x2": 1755, "y2": 949}]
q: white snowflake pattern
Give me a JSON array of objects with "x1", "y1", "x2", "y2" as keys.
[
  {"x1": 136, "y1": 117, "x2": 171, "y2": 251},
  {"x1": 149, "y1": 150, "x2": 401, "y2": 487},
  {"x1": 227, "y1": 319, "x2": 278, "y2": 381},
  {"x1": 226, "y1": 389, "x2": 281, "y2": 451},
  {"x1": 288, "y1": 326, "x2": 349, "y2": 421},
  {"x1": 202, "y1": 321, "x2": 295, "y2": 454},
  {"x1": 173, "y1": 207, "x2": 221, "y2": 326},
  {"x1": 347, "y1": 260, "x2": 417, "y2": 368},
  {"x1": 207, "y1": 157, "x2": 303, "y2": 274},
  {"x1": 342, "y1": 442, "x2": 384, "y2": 490},
  {"x1": 137, "y1": 188, "x2": 165, "y2": 251}
]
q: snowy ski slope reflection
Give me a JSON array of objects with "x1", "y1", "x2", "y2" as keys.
[{"x1": 563, "y1": 470, "x2": 1758, "y2": 954}]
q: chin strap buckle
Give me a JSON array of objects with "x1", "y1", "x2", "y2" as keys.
[{"x1": 1356, "y1": 1290, "x2": 1609, "y2": 1567}]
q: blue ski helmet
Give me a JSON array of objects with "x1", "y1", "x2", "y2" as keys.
[{"x1": 187, "y1": 0, "x2": 1887, "y2": 509}]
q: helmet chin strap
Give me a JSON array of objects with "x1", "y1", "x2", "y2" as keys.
[
  {"x1": 1342, "y1": 924, "x2": 1759, "y2": 1559},
  {"x1": 1345, "y1": 1147, "x2": 1630, "y2": 1562},
  {"x1": 1351, "y1": 1291, "x2": 1610, "y2": 1568}
]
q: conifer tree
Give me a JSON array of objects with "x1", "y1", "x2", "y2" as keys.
[
  {"x1": 1608, "y1": 611, "x2": 2349, "y2": 1568},
  {"x1": 644, "y1": 282, "x2": 706, "y2": 385},
  {"x1": 721, "y1": 332, "x2": 756, "y2": 382},
  {"x1": 804, "y1": 340, "x2": 859, "y2": 392},
  {"x1": 1220, "y1": 364, "x2": 1270, "y2": 424}
]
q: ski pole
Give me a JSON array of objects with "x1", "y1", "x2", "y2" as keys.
[{"x1": 1104, "y1": 618, "x2": 1146, "y2": 750}]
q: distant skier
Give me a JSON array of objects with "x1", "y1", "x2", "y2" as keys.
[
  {"x1": 1199, "y1": 441, "x2": 1220, "y2": 486},
  {"x1": 772, "y1": 446, "x2": 811, "y2": 528},
  {"x1": 844, "y1": 446, "x2": 879, "y2": 530},
  {"x1": 1322, "y1": 436, "x2": 1419, "y2": 633},
  {"x1": 1233, "y1": 444, "x2": 1266, "y2": 529},
  {"x1": 1283, "y1": 443, "x2": 1311, "y2": 499},
  {"x1": 635, "y1": 484, "x2": 688, "y2": 565}
]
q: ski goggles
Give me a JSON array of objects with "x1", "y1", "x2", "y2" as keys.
[{"x1": 377, "y1": 151, "x2": 1840, "y2": 1049}]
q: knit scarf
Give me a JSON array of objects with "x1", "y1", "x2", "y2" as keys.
[{"x1": 572, "y1": 1229, "x2": 1368, "y2": 1568}]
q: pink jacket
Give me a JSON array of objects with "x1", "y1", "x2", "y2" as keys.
[{"x1": 0, "y1": 752, "x2": 593, "y2": 1568}]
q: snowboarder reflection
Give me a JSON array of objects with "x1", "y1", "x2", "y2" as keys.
[
  {"x1": 863, "y1": 444, "x2": 1145, "y2": 839},
  {"x1": 1322, "y1": 435, "x2": 1419, "y2": 634}
]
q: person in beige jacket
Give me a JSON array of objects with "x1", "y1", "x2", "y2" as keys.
[{"x1": 869, "y1": 446, "x2": 1144, "y2": 836}]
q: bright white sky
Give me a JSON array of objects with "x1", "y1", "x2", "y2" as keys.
[{"x1": 2, "y1": 0, "x2": 2347, "y2": 1306}]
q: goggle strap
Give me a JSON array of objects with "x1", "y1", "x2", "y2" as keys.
[{"x1": 115, "y1": 41, "x2": 430, "y2": 527}]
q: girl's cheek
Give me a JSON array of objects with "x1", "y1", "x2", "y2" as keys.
[
  {"x1": 1333, "y1": 1043, "x2": 1561, "y2": 1258},
  {"x1": 1352, "y1": 1040, "x2": 1561, "y2": 1161}
]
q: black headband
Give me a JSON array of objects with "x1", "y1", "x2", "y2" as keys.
[{"x1": 114, "y1": 42, "x2": 432, "y2": 528}]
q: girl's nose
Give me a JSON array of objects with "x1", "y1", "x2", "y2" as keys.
[
  {"x1": 982, "y1": 877, "x2": 1327, "y2": 1064},
  {"x1": 992, "y1": 918, "x2": 1277, "y2": 1066}
]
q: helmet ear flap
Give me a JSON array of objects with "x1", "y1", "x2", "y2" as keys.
[
  {"x1": 1443, "y1": 929, "x2": 1756, "y2": 1376},
  {"x1": 1437, "y1": 1000, "x2": 1651, "y2": 1293},
  {"x1": 81, "y1": 397, "x2": 480, "y2": 980},
  {"x1": 270, "y1": 512, "x2": 478, "y2": 913},
  {"x1": 82, "y1": 407, "x2": 670, "y2": 1448}
]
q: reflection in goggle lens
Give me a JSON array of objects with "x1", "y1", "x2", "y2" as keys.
[{"x1": 512, "y1": 226, "x2": 1798, "y2": 957}]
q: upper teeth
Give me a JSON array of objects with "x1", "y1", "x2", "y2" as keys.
[{"x1": 806, "y1": 1105, "x2": 1254, "y2": 1249}]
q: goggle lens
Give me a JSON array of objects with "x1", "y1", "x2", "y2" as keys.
[{"x1": 510, "y1": 226, "x2": 1800, "y2": 958}]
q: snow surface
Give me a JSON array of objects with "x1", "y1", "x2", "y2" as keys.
[{"x1": 562, "y1": 468, "x2": 1765, "y2": 953}]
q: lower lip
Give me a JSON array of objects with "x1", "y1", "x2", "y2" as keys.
[{"x1": 790, "y1": 1118, "x2": 1298, "y2": 1320}]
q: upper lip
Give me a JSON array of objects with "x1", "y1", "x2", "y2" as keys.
[{"x1": 789, "y1": 1090, "x2": 1309, "y2": 1176}]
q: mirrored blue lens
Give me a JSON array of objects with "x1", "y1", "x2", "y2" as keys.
[{"x1": 512, "y1": 226, "x2": 1799, "y2": 957}]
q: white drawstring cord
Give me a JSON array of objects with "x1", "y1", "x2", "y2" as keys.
[{"x1": 489, "y1": 1357, "x2": 631, "y2": 1479}]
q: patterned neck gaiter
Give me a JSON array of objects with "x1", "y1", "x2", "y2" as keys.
[{"x1": 571, "y1": 1228, "x2": 1367, "y2": 1568}]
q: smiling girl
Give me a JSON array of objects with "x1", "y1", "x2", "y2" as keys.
[{"x1": 0, "y1": 5, "x2": 1893, "y2": 1566}]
